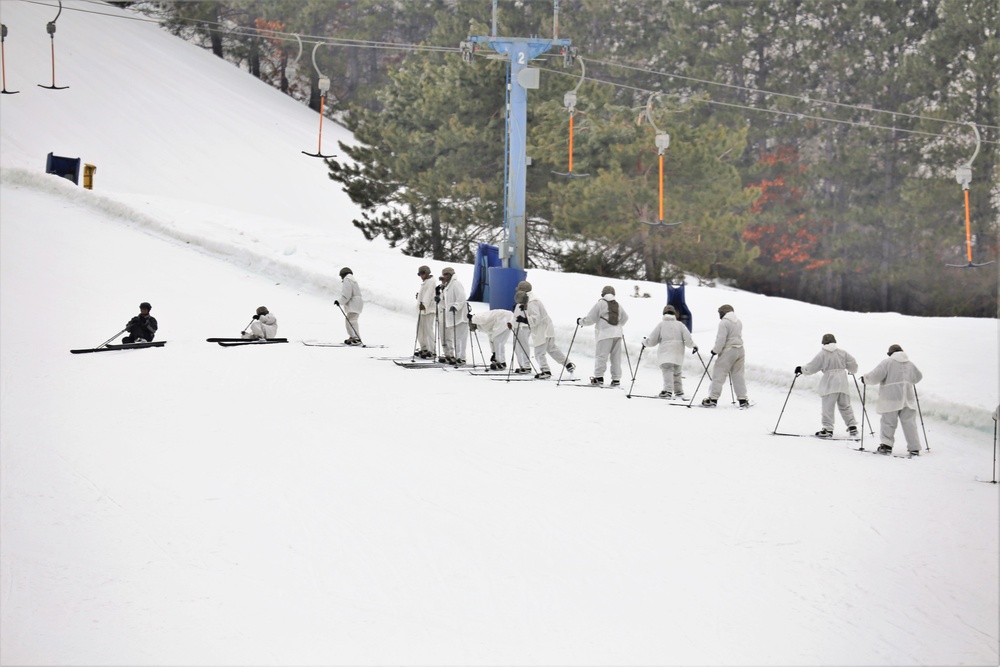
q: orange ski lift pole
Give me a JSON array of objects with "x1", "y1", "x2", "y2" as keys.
[
  {"x1": 1, "y1": 24, "x2": 18, "y2": 94},
  {"x1": 302, "y1": 40, "x2": 336, "y2": 159},
  {"x1": 38, "y1": 0, "x2": 68, "y2": 90},
  {"x1": 947, "y1": 122, "x2": 993, "y2": 268},
  {"x1": 639, "y1": 93, "x2": 681, "y2": 227},
  {"x1": 552, "y1": 52, "x2": 588, "y2": 178}
]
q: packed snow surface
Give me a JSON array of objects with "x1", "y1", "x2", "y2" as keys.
[{"x1": 1, "y1": 2, "x2": 997, "y2": 665}]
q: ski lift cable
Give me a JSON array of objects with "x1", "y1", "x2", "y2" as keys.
[
  {"x1": 28, "y1": 0, "x2": 998, "y2": 143},
  {"x1": 586, "y1": 56, "x2": 1000, "y2": 133},
  {"x1": 536, "y1": 65, "x2": 1000, "y2": 147}
]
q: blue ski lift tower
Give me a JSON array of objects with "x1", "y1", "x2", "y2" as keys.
[{"x1": 461, "y1": 1, "x2": 571, "y2": 309}]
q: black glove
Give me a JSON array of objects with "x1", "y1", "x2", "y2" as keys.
[
  {"x1": 334, "y1": 300, "x2": 340, "y2": 307},
  {"x1": 419, "y1": 303, "x2": 425, "y2": 311},
  {"x1": 449, "y1": 306, "x2": 457, "y2": 313},
  {"x1": 794, "y1": 366, "x2": 802, "y2": 375},
  {"x1": 692, "y1": 346, "x2": 698, "y2": 354},
  {"x1": 253, "y1": 314, "x2": 260, "y2": 320},
  {"x1": 434, "y1": 285, "x2": 442, "y2": 294},
  {"x1": 860, "y1": 376, "x2": 865, "y2": 385},
  {"x1": 576, "y1": 318, "x2": 582, "y2": 326},
  {"x1": 469, "y1": 322, "x2": 478, "y2": 332},
  {"x1": 516, "y1": 315, "x2": 528, "y2": 324}
]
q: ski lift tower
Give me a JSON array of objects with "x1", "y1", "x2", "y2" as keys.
[{"x1": 462, "y1": 1, "x2": 571, "y2": 308}]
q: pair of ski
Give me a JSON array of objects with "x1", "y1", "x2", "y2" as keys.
[
  {"x1": 207, "y1": 337, "x2": 288, "y2": 347},
  {"x1": 70, "y1": 341, "x2": 167, "y2": 354},
  {"x1": 771, "y1": 431, "x2": 859, "y2": 442}
]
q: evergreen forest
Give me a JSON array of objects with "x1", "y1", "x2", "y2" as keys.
[{"x1": 143, "y1": 0, "x2": 999, "y2": 317}]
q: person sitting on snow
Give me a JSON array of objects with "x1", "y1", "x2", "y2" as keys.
[
  {"x1": 795, "y1": 333, "x2": 859, "y2": 438},
  {"x1": 242, "y1": 306, "x2": 277, "y2": 340},
  {"x1": 123, "y1": 302, "x2": 157, "y2": 344},
  {"x1": 578, "y1": 285, "x2": 629, "y2": 387},
  {"x1": 860, "y1": 344, "x2": 924, "y2": 456},
  {"x1": 644, "y1": 305, "x2": 696, "y2": 398}
]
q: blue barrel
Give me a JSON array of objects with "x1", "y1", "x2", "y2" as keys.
[{"x1": 488, "y1": 267, "x2": 528, "y2": 311}]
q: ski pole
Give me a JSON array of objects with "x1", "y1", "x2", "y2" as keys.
[
  {"x1": 852, "y1": 375, "x2": 875, "y2": 436},
  {"x1": 695, "y1": 349, "x2": 713, "y2": 381},
  {"x1": 914, "y1": 386, "x2": 930, "y2": 451},
  {"x1": 99, "y1": 328, "x2": 128, "y2": 349},
  {"x1": 729, "y1": 375, "x2": 736, "y2": 404},
  {"x1": 335, "y1": 302, "x2": 362, "y2": 343},
  {"x1": 410, "y1": 311, "x2": 421, "y2": 362},
  {"x1": 858, "y1": 383, "x2": 867, "y2": 452},
  {"x1": 450, "y1": 308, "x2": 460, "y2": 365},
  {"x1": 687, "y1": 352, "x2": 714, "y2": 407},
  {"x1": 472, "y1": 328, "x2": 488, "y2": 370},
  {"x1": 556, "y1": 320, "x2": 581, "y2": 385},
  {"x1": 621, "y1": 335, "x2": 633, "y2": 380},
  {"x1": 240, "y1": 318, "x2": 255, "y2": 336},
  {"x1": 772, "y1": 372, "x2": 799, "y2": 434},
  {"x1": 990, "y1": 413, "x2": 998, "y2": 483},
  {"x1": 626, "y1": 343, "x2": 646, "y2": 398}
]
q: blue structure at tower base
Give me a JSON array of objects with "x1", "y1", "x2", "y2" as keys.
[{"x1": 488, "y1": 267, "x2": 528, "y2": 311}]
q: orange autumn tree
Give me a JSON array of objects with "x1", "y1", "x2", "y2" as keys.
[{"x1": 740, "y1": 146, "x2": 829, "y2": 297}]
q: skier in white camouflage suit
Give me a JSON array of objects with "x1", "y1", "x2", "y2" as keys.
[
  {"x1": 335, "y1": 267, "x2": 364, "y2": 345},
  {"x1": 644, "y1": 305, "x2": 696, "y2": 398},
  {"x1": 702, "y1": 304, "x2": 749, "y2": 408},
  {"x1": 415, "y1": 265, "x2": 436, "y2": 358},
  {"x1": 469, "y1": 309, "x2": 514, "y2": 370},
  {"x1": 578, "y1": 285, "x2": 628, "y2": 387},
  {"x1": 860, "y1": 344, "x2": 924, "y2": 456},
  {"x1": 437, "y1": 267, "x2": 468, "y2": 364},
  {"x1": 517, "y1": 289, "x2": 575, "y2": 379},
  {"x1": 795, "y1": 333, "x2": 859, "y2": 438}
]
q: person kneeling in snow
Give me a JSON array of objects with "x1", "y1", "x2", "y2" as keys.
[
  {"x1": 469, "y1": 309, "x2": 514, "y2": 370},
  {"x1": 860, "y1": 344, "x2": 923, "y2": 456},
  {"x1": 123, "y1": 302, "x2": 157, "y2": 344},
  {"x1": 795, "y1": 333, "x2": 859, "y2": 438},
  {"x1": 578, "y1": 285, "x2": 628, "y2": 387},
  {"x1": 644, "y1": 305, "x2": 695, "y2": 398},
  {"x1": 242, "y1": 306, "x2": 277, "y2": 340}
]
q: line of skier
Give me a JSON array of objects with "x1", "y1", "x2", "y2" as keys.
[{"x1": 116, "y1": 263, "x2": 927, "y2": 457}]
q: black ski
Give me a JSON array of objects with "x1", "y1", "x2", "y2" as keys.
[
  {"x1": 217, "y1": 340, "x2": 288, "y2": 347},
  {"x1": 626, "y1": 394, "x2": 688, "y2": 403},
  {"x1": 71, "y1": 341, "x2": 167, "y2": 354},
  {"x1": 860, "y1": 448, "x2": 920, "y2": 459},
  {"x1": 207, "y1": 337, "x2": 288, "y2": 343},
  {"x1": 489, "y1": 375, "x2": 581, "y2": 382}
]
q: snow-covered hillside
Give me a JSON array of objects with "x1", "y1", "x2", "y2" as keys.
[{"x1": 1, "y1": 2, "x2": 997, "y2": 665}]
